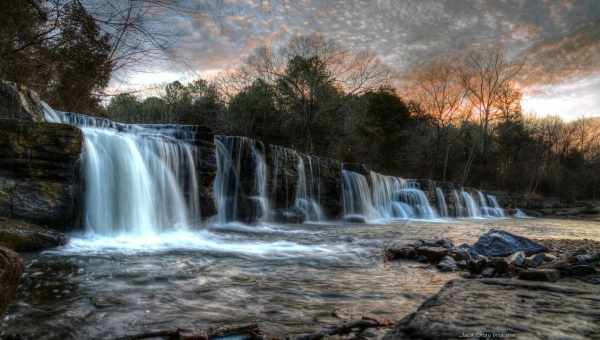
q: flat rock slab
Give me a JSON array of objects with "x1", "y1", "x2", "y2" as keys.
[{"x1": 385, "y1": 278, "x2": 600, "y2": 340}]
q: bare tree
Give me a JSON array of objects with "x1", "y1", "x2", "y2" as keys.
[
  {"x1": 410, "y1": 59, "x2": 466, "y2": 180},
  {"x1": 460, "y1": 47, "x2": 524, "y2": 156}
]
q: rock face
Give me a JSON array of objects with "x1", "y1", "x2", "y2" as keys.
[
  {"x1": 0, "y1": 246, "x2": 24, "y2": 316},
  {"x1": 0, "y1": 217, "x2": 66, "y2": 251},
  {"x1": 385, "y1": 278, "x2": 600, "y2": 340},
  {"x1": 0, "y1": 120, "x2": 83, "y2": 230},
  {"x1": 471, "y1": 229, "x2": 546, "y2": 257},
  {"x1": 0, "y1": 81, "x2": 46, "y2": 122}
]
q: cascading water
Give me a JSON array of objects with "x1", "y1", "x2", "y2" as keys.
[
  {"x1": 452, "y1": 190, "x2": 465, "y2": 217},
  {"x1": 214, "y1": 136, "x2": 270, "y2": 224},
  {"x1": 371, "y1": 172, "x2": 437, "y2": 219},
  {"x1": 487, "y1": 194, "x2": 505, "y2": 217},
  {"x1": 44, "y1": 110, "x2": 201, "y2": 235},
  {"x1": 342, "y1": 170, "x2": 437, "y2": 221},
  {"x1": 294, "y1": 155, "x2": 324, "y2": 221},
  {"x1": 436, "y1": 187, "x2": 448, "y2": 217},
  {"x1": 342, "y1": 170, "x2": 378, "y2": 220},
  {"x1": 462, "y1": 191, "x2": 481, "y2": 218}
]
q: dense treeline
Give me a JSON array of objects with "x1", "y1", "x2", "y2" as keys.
[
  {"x1": 106, "y1": 35, "x2": 600, "y2": 201},
  {"x1": 1, "y1": 2, "x2": 598, "y2": 200}
]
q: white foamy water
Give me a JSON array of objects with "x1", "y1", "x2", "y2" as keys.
[{"x1": 47, "y1": 229, "x2": 344, "y2": 258}]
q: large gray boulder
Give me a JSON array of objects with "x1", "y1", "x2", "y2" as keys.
[
  {"x1": 0, "y1": 246, "x2": 23, "y2": 316},
  {"x1": 471, "y1": 229, "x2": 546, "y2": 257}
]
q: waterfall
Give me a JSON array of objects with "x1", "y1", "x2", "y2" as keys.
[
  {"x1": 452, "y1": 190, "x2": 464, "y2": 217},
  {"x1": 462, "y1": 191, "x2": 481, "y2": 218},
  {"x1": 342, "y1": 170, "x2": 377, "y2": 220},
  {"x1": 487, "y1": 194, "x2": 505, "y2": 217},
  {"x1": 342, "y1": 170, "x2": 437, "y2": 221},
  {"x1": 294, "y1": 155, "x2": 323, "y2": 222},
  {"x1": 371, "y1": 172, "x2": 436, "y2": 219},
  {"x1": 44, "y1": 110, "x2": 201, "y2": 235},
  {"x1": 436, "y1": 187, "x2": 448, "y2": 217},
  {"x1": 214, "y1": 136, "x2": 269, "y2": 224}
]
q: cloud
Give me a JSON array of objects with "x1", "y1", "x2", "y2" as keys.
[{"x1": 103, "y1": 0, "x2": 600, "y2": 117}]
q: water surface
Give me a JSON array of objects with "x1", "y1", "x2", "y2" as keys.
[{"x1": 2, "y1": 218, "x2": 599, "y2": 339}]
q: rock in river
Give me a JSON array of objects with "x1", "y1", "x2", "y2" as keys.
[
  {"x1": 471, "y1": 229, "x2": 546, "y2": 257},
  {"x1": 0, "y1": 217, "x2": 66, "y2": 251}
]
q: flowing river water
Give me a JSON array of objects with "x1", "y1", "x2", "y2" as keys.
[{"x1": 2, "y1": 217, "x2": 600, "y2": 339}]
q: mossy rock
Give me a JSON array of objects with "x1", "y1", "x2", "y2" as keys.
[{"x1": 0, "y1": 217, "x2": 66, "y2": 252}]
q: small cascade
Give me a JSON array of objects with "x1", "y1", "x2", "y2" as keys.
[
  {"x1": 342, "y1": 170, "x2": 437, "y2": 221},
  {"x1": 214, "y1": 136, "x2": 269, "y2": 224},
  {"x1": 514, "y1": 209, "x2": 529, "y2": 218},
  {"x1": 462, "y1": 191, "x2": 481, "y2": 218},
  {"x1": 252, "y1": 143, "x2": 270, "y2": 222},
  {"x1": 342, "y1": 170, "x2": 377, "y2": 220},
  {"x1": 294, "y1": 155, "x2": 323, "y2": 221},
  {"x1": 477, "y1": 191, "x2": 491, "y2": 217},
  {"x1": 436, "y1": 187, "x2": 449, "y2": 217},
  {"x1": 44, "y1": 110, "x2": 201, "y2": 235},
  {"x1": 487, "y1": 194, "x2": 505, "y2": 217},
  {"x1": 452, "y1": 190, "x2": 465, "y2": 217},
  {"x1": 371, "y1": 172, "x2": 436, "y2": 219}
]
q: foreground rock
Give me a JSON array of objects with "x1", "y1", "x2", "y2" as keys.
[
  {"x1": 0, "y1": 246, "x2": 24, "y2": 316},
  {"x1": 385, "y1": 278, "x2": 600, "y2": 339},
  {"x1": 0, "y1": 217, "x2": 66, "y2": 251}
]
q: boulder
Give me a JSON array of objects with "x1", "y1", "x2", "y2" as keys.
[
  {"x1": 437, "y1": 256, "x2": 457, "y2": 272},
  {"x1": 0, "y1": 80, "x2": 45, "y2": 122},
  {"x1": 466, "y1": 254, "x2": 489, "y2": 274},
  {"x1": 481, "y1": 267, "x2": 495, "y2": 278},
  {"x1": 525, "y1": 253, "x2": 546, "y2": 268},
  {"x1": 507, "y1": 251, "x2": 526, "y2": 267},
  {"x1": 0, "y1": 217, "x2": 66, "y2": 251},
  {"x1": 385, "y1": 278, "x2": 600, "y2": 339},
  {"x1": 471, "y1": 229, "x2": 546, "y2": 257},
  {"x1": 414, "y1": 246, "x2": 448, "y2": 263},
  {"x1": 384, "y1": 247, "x2": 416, "y2": 261},
  {"x1": 342, "y1": 215, "x2": 367, "y2": 224},
  {"x1": 0, "y1": 246, "x2": 24, "y2": 316},
  {"x1": 272, "y1": 208, "x2": 306, "y2": 224},
  {"x1": 519, "y1": 269, "x2": 560, "y2": 282},
  {"x1": 0, "y1": 120, "x2": 83, "y2": 230},
  {"x1": 543, "y1": 253, "x2": 558, "y2": 263}
]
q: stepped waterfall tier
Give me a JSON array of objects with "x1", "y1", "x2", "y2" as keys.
[
  {"x1": 342, "y1": 170, "x2": 440, "y2": 222},
  {"x1": 41, "y1": 107, "x2": 505, "y2": 228}
]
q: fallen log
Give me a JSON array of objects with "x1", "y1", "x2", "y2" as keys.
[
  {"x1": 296, "y1": 317, "x2": 393, "y2": 340},
  {"x1": 112, "y1": 323, "x2": 262, "y2": 340}
]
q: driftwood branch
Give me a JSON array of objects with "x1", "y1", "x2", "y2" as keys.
[
  {"x1": 112, "y1": 324, "x2": 262, "y2": 340},
  {"x1": 295, "y1": 317, "x2": 394, "y2": 340}
]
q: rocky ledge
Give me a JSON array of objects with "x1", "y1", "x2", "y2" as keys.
[
  {"x1": 385, "y1": 278, "x2": 600, "y2": 340},
  {"x1": 0, "y1": 217, "x2": 66, "y2": 252},
  {"x1": 0, "y1": 247, "x2": 24, "y2": 316}
]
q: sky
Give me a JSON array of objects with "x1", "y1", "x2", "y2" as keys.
[{"x1": 110, "y1": 0, "x2": 600, "y2": 121}]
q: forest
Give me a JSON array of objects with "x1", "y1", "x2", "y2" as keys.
[{"x1": 2, "y1": 0, "x2": 599, "y2": 200}]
